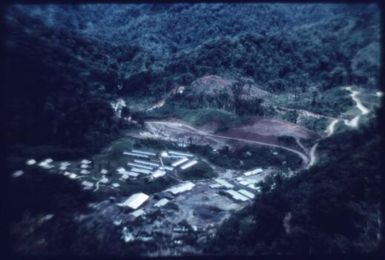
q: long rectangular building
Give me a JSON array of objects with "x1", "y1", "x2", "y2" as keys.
[
  {"x1": 123, "y1": 152, "x2": 149, "y2": 158},
  {"x1": 244, "y1": 168, "x2": 263, "y2": 176},
  {"x1": 163, "y1": 166, "x2": 174, "y2": 171},
  {"x1": 134, "y1": 159, "x2": 160, "y2": 167},
  {"x1": 215, "y1": 178, "x2": 234, "y2": 188},
  {"x1": 154, "y1": 198, "x2": 169, "y2": 208},
  {"x1": 166, "y1": 181, "x2": 195, "y2": 195},
  {"x1": 171, "y1": 157, "x2": 189, "y2": 167},
  {"x1": 226, "y1": 190, "x2": 249, "y2": 202},
  {"x1": 126, "y1": 171, "x2": 139, "y2": 177},
  {"x1": 127, "y1": 162, "x2": 154, "y2": 170},
  {"x1": 117, "y1": 192, "x2": 149, "y2": 209},
  {"x1": 130, "y1": 209, "x2": 145, "y2": 218},
  {"x1": 180, "y1": 160, "x2": 198, "y2": 170},
  {"x1": 238, "y1": 189, "x2": 255, "y2": 199},
  {"x1": 169, "y1": 151, "x2": 193, "y2": 157},
  {"x1": 130, "y1": 168, "x2": 151, "y2": 174},
  {"x1": 132, "y1": 149, "x2": 157, "y2": 156}
]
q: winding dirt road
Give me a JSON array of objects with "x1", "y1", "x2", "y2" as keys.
[
  {"x1": 145, "y1": 120, "x2": 311, "y2": 167},
  {"x1": 324, "y1": 86, "x2": 371, "y2": 137}
]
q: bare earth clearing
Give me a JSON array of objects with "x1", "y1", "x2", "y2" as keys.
[{"x1": 130, "y1": 117, "x2": 319, "y2": 168}]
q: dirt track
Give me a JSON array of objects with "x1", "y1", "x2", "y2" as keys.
[{"x1": 144, "y1": 120, "x2": 311, "y2": 167}]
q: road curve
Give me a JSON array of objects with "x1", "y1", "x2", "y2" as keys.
[{"x1": 145, "y1": 120, "x2": 310, "y2": 167}]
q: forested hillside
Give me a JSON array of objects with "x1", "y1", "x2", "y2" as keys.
[
  {"x1": 4, "y1": 4, "x2": 379, "y2": 155},
  {"x1": 204, "y1": 121, "x2": 381, "y2": 254}
]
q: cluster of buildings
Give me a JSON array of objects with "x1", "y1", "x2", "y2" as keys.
[
  {"x1": 208, "y1": 167, "x2": 265, "y2": 203},
  {"x1": 15, "y1": 146, "x2": 270, "y2": 248},
  {"x1": 120, "y1": 149, "x2": 198, "y2": 181},
  {"x1": 17, "y1": 147, "x2": 200, "y2": 193}
]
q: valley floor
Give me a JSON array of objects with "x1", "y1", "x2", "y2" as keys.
[{"x1": 9, "y1": 84, "x2": 382, "y2": 256}]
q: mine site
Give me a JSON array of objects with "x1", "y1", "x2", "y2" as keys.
[
  {"x1": 12, "y1": 78, "x2": 381, "y2": 256},
  {"x1": 5, "y1": 3, "x2": 381, "y2": 257}
]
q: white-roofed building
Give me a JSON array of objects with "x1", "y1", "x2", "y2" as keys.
[
  {"x1": 127, "y1": 163, "x2": 153, "y2": 170},
  {"x1": 166, "y1": 181, "x2": 195, "y2": 195},
  {"x1": 169, "y1": 154, "x2": 185, "y2": 159},
  {"x1": 81, "y1": 181, "x2": 94, "y2": 189},
  {"x1": 38, "y1": 159, "x2": 54, "y2": 169},
  {"x1": 243, "y1": 168, "x2": 263, "y2": 176},
  {"x1": 117, "y1": 192, "x2": 149, "y2": 209},
  {"x1": 238, "y1": 178, "x2": 260, "y2": 186},
  {"x1": 163, "y1": 166, "x2": 174, "y2": 171},
  {"x1": 131, "y1": 149, "x2": 156, "y2": 156},
  {"x1": 225, "y1": 190, "x2": 249, "y2": 202},
  {"x1": 169, "y1": 151, "x2": 193, "y2": 157},
  {"x1": 154, "y1": 198, "x2": 169, "y2": 208},
  {"x1": 130, "y1": 168, "x2": 151, "y2": 174},
  {"x1": 81, "y1": 159, "x2": 91, "y2": 164},
  {"x1": 171, "y1": 157, "x2": 189, "y2": 167},
  {"x1": 123, "y1": 152, "x2": 149, "y2": 158},
  {"x1": 12, "y1": 170, "x2": 24, "y2": 178},
  {"x1": 247, "y1": 184, "x2": 261, "y2": 191},
  {"x1": 100, "y1": 176, "x2": 109, "y2": 183},
  {"x1": 126, "y1": 171, "x2": 139, "y2": 177},
  {"x1": 130, "y1": 209, "x2": 145, "y2": 218},
  {"x1": 69, "y1": 173, "x2": 77, "y2": 179},
  {"x1": 80, "y1": 169, "x2": 90, "y2": 174},
  {"x1": 180, "y1": 160, "x2": 198, "y2": 170},
  {"x1": 134, "y1": 160, "x2": 160, "y2": 167},
  {"x1": 26, "y1": 159, "x2": 37, "y2": 165},
  {"x1": 152, "y1": 169, "x2": 166, "y2": 178},
  {"x1": 214, "y1": 178, "x2": 234, "y2": 188},
  {"x1": 116, "y1": 167, "x2": 128, "y2": 174},
  {"x1": 120, "y1": 174, "x2": 129, "y2": 180},
  {"x1": 238, "y1": 189, "x2": 255, "y2": 199}
]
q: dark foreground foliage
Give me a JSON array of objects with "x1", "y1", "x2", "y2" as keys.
[{"x1": 204, "y1": 121, "x2": 381, "y2": 254}]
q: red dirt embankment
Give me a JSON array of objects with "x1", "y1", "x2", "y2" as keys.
[{"x1": 220, "y1": 117, "x2": 320, "y2": 140}]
